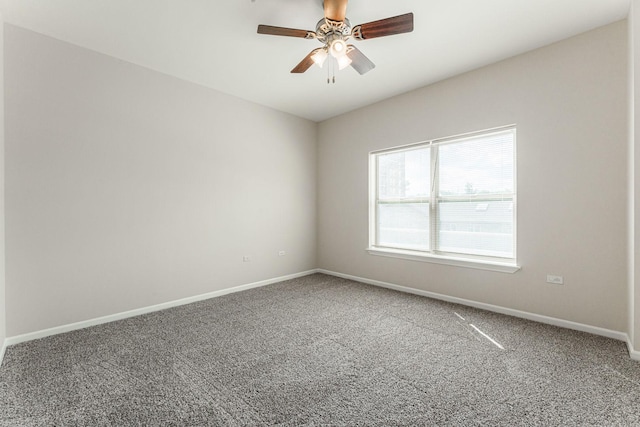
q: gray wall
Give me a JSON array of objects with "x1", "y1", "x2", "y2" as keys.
[
  {"x1": 630, "y1": 4, "x2": 640, "y2": 350},
  {"x1": 5, "y1": 25, "x2": 317, "y2": 337},
  {"x1": 0, "y1": 15, "x2": 5, "y2": 350},
  {"x1": 3, "y1": 20, "x2": 632, "y2": 341},
  {"x1": 318, "y1": 21, "x2": 628, "y2": 332}
]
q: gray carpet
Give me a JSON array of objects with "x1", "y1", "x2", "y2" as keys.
[{"x1": 1, "y1": 273, "x2": 639, "y2": 426}]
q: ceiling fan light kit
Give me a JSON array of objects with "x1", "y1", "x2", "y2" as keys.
[
  {"x1": 329, "y1": 39, "x2": 347, "y2": 58},
  {"x1": 257, "y1": 0, "x2": 414, "y2": 83},
  {"x1": 311, "y1": 48, "x2": 328, "y2": 67}
]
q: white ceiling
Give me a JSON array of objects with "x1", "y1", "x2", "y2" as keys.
[{"x1": 0, "y1": 0, "x2": 631, "y2": 122}]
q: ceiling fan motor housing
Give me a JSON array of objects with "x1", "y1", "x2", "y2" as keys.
[{"x1": 315, "y1": 18, "x2": 351, "y2": 45}]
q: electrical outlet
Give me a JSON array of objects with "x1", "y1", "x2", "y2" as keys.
[
  {"x1": 278, "y1": 250, "x2": 286, "y2": 256},
  {"x1": 546, "y1": 275, "x2": 564, "y2": 285},
  {"x1": 243, "y1": 256, "x2": 251, "y2": 262}
]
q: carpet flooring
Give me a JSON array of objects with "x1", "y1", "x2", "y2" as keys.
[{"x1": 0, "y1": 273, "x2": 639, "y2": 426}]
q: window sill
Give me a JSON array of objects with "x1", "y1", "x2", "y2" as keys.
[{"x1": 366, "y1": 247, "x2": 521, "y2": 274}]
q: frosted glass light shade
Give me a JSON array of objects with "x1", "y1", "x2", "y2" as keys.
[
  {"x1": 311, "y1": 49, "x2": 328, "y2": 67},
  {"x1": 329, "y1": 39, "x2": 347, "y2": 58},
  {"x1": 337, "y1": 54, "x2": 352, "y2": 70}
]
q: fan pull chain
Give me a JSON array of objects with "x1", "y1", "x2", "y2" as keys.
[
  {"x1": 325, "y1": 57, "x2": 338, "y2": 84},
  {"x1": 327, "y1": 56, "x2": 330, "y2": 84},
  {"x1": 332, "y1": 57, "x2": 337, "y2": 84},
  {"x1": 333, "y1": 57, "x2": 336, "y2": 84}
]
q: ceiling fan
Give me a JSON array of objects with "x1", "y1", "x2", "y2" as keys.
[{"x1": 257, "y1": 0, "x2": 413, "y2": 80}]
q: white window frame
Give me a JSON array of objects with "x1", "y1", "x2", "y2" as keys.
[{"x1": 367, "y1": 126, "x2": 520, "y2": 273}]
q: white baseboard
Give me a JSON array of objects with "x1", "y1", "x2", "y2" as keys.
[
  {"x1": 318, "y1": 269, "x2": 629, "y2": 344},
  {"x1": 0, "y1": 338, "x2": 7, "y2": 367},
  {"x1": 628, "y1": 338, "x2": 640, "y2": 361},
  {"x1": 3, "y1": 268, "x2": 637, "y2": 364},
  {"x1": 4, "y1": 269, "x2": 319, "y2": 350}
]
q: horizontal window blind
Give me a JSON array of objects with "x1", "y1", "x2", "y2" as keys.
[
  {"x1": 437, "y1": 130, "x2": 515, "y2": 258},
  {"x1": 376, "y1": 147, "x2": 430, "y2": 251}
]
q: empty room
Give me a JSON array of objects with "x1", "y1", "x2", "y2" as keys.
[{"x1": 1, "y1": 0, "x2": 640, "y2": 425}]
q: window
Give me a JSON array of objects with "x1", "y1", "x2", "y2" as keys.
[{"x1": 369, "y1": 126, "x2": 518, "y2": 272}]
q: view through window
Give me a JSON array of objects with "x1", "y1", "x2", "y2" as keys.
[{"x1": 372, "y1": 127, "x2": 516, "y2": 264}]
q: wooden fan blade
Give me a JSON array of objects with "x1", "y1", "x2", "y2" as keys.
[
  {"x1": 352, "y1": 13, "x2": 414, "y2": 40},
  {"x1": 347, "y1": 45, "x2": 375, "y2": 75},
  {"x1": 258, "y1": 25, "x2": 315, "y2": 39},
  {"x1": 291, "y1": 49, "x2": 321, "y2": 73},
  {"x1": 323, "y1": 0, "x2": 348, "y2": 21}
]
